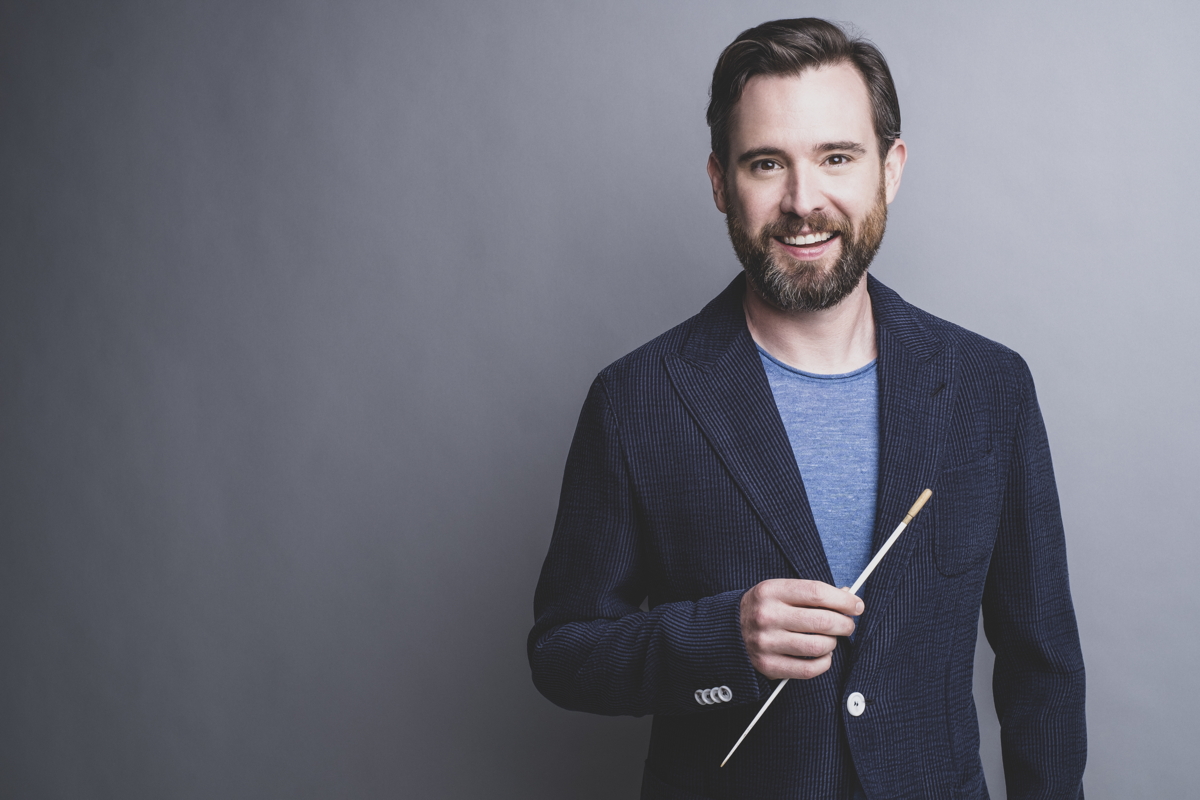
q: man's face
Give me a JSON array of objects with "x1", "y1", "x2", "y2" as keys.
[{"x1": 707, "y1": 64, "x2": 906, "y2": 311}]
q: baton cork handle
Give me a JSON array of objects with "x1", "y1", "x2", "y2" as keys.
[{"x1": 902, "y1": 488, "x2": 933, "y2": 526}]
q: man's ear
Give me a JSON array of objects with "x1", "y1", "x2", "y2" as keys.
[
  {"x1": 883, "y1": 138, "x2": 907, "y2": 204},
  {"x1": 706, "y1": 152, "x2": 728, "y2": 214}
]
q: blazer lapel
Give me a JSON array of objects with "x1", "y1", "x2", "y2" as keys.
[
  {"x1": 664, "y1": 277, "x2": 832, "y2": 583},
  {"x1": 857, "y1": 277, "x2": 957, "y2": 641},
  {"x1": 659, "y1": 274, "x2": 957, "y2": 607}
]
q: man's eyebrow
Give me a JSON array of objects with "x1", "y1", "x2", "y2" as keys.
[{"x1": 817, "y1": 141, "x2": 868, "y2": 156}]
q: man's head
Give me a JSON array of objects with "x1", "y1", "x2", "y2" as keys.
[{"x1": 705, "y1": 19, "x2": 906, "y2": 312}]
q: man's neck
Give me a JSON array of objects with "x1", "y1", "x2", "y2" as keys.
[{"x1": 742, "y1": 274, "x2": 877, "y2": 374}]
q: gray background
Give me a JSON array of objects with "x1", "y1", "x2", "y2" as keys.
[{"x1": 2, "y1": 0, "x2": 1196, "y2": 797}]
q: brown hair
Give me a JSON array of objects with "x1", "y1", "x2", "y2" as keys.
[{"x1": 707, "y1": 18, "x2": 901, "y2": 165}]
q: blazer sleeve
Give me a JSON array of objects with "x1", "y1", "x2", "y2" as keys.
[
  {"x1": 528, "y1": 376, "x2": 766, "y2": 717},
  {"x1": 982, "y1": 357, "x2": 1087, "y2": 797}
]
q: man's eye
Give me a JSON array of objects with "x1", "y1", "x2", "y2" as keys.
[
  {"x1": 753, "y1": 159, "x2": 781, "y2": 172},
  {"x1": 826, "y1": 154, "x2": 851, "y2": 166}
]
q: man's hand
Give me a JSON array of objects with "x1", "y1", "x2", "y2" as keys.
[{"x1": 739, "y1": 579, "x2": 864, "y2": 680}]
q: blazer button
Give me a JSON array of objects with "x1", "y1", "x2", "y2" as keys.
[
  {"x1": 717, "y1": 685, "x2": 732, "y2": 702},
  {"x1": 694, "y1": 690, "x2": 705, "y2": 705},
  {"x1": 846, "y1": 691, "x2": 866, "y2": 717}
]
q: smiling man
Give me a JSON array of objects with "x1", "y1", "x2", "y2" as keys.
[{"x1": 530, "y1": 18, "x2": 1085, "y2": 800}]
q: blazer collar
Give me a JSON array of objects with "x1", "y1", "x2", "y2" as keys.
[
  {"x1": 665, "y1": 276, "x2": 829, "y2": 581},
  {"x1": 673, "y1": 272, "x2": 946, "y2": 367},
  {"x1": 665, "y1": 274, "x2": 956, "y2": 635}
]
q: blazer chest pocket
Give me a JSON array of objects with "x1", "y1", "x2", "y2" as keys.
[{"x1": 931, "y1": 454, "x2": 1002, "y2": 576}]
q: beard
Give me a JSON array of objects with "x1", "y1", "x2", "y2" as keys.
[{"x1": 726, "y1": 181, "x2": 888, "y2": 312}]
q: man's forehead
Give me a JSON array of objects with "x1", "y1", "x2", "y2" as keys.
[{"x1": 729, "y1": 64, "x2": 874, "y2": 150}]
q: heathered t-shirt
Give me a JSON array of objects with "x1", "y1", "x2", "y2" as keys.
[{"x1": 757, "y1": 347, "x2": 879, "y2": 590}]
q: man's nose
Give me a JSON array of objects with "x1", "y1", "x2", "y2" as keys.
[{"x1": 779, "y1": 166, "x2": 824, "y2": 217}]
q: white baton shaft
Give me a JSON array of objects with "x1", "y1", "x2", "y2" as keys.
[{"x1": 720, "y1": 488, "x2": 933, "y2": 767}]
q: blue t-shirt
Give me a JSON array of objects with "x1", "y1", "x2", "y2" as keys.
[{"x1": 757, "y1": 347, "x2": 879, "y2": 590}]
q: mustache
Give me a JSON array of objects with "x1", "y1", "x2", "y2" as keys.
[{"x1": 760, "y1": 213, "x2": 851, "y2": 239}]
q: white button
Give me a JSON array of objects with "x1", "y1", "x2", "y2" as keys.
[
  {"x1": 694, "y1": 690, "x2": 705, "y2": 705},
  {"x1": 702, "y1": 688, "x2": 715, "y2": 704},
  {"x1": 846, "y1": 691, "x2": 866, "y2": 717},
  {"x1": 717, "y1": 685, "x2": 732, "y2": 702}
]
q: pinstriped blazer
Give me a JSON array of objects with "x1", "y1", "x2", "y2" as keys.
[{"x1": 529, "y1": 274, "x2": 1086, "y2": 799}]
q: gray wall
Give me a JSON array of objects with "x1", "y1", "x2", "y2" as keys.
[{"x1": 2, "y1": 1, "x2": 1196, "y2": 797}]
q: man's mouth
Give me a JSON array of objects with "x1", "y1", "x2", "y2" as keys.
[{"x1": 777, "y1": 231, "x2": 838, "y2": 247}]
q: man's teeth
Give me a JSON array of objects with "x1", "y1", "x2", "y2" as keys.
[{"x1": 781, "y1": 232, "x2": 834, "y2": 246}]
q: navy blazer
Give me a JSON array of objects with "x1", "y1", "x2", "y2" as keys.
[{"x1": 530, "y1": 275, "x2": 1085, "y2": 799}]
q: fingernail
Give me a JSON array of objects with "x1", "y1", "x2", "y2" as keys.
[{"x1": 856, "y1": 601, "x2": 865, "y2": 614}]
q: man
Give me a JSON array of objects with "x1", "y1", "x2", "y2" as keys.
[{"x1": 529, "y1": 18, "x2": 1085, "y2": 799}]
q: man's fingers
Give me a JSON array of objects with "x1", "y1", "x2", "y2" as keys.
[
  {"x1": 761, "y1": 579, "x2": 865, "y2": 616},
  {"x1": 744, "y1": 624, "x2": 843, "y2": 665},
  {"x1": 743, "y1": 598, "x2": 856, "y2": 640},
  {"x1": 779, "y1": 606, "x2": 856, "y2": 638},
  {"x1": 754, "y1": 651, "x2": 833, "y2": 681},
  {"x1": 740, "y1": 579, "x2": 862, "y2": 679},
  {"x1": 770, "y1": 631, "x2": 839, "y2": 659}
]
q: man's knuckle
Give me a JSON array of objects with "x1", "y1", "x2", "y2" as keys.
[{"x1": 751, "y1": 606, "x2": 773, "y2": 630}]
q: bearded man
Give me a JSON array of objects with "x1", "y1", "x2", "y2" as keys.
[{"x1": 529, "y1": 18, "x2": 1086, "y2": 800}]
